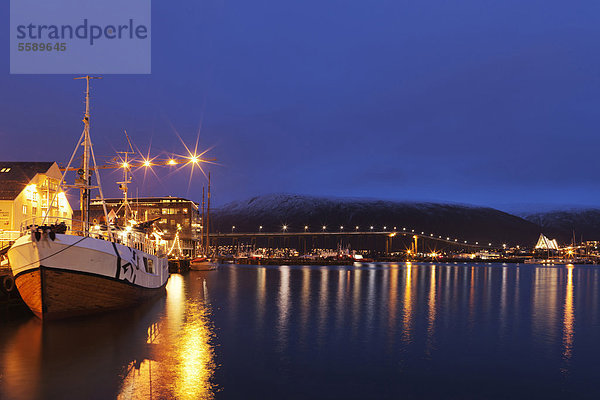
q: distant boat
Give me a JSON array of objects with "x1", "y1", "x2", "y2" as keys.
[
  {"x1": 190, "y1": 173, "x2": 216, "y2": 271},
  {"x1": 7, "y1": 77, "x2": 169, "y2": 320},
  {"x1": 190, "y1": 257, "x2": 217, "y2": 271}
]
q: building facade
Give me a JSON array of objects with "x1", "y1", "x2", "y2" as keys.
[
  {"x1": 89, "y1": 197, "x2": 202, "y2": 258},
  {"x1": 0, "y1": 162, "x2": 73, "y2": 247}
]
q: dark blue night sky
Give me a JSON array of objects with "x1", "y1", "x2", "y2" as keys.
[{"x1": 2, "y1": 1, "x2": 600, "y2": 209}]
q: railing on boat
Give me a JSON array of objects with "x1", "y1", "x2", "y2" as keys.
[{"x1": 18, "y1": 216, "x2": 167, "y2": 257}]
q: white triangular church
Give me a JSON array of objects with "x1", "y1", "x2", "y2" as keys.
[{"x1": 535, "y1": 233, "x2": 559, "y2": 250}]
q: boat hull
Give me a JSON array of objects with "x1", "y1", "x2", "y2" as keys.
[
  {"x1": 190, "y1": 261, "x2": 217, "y2": 271},
  {"x1": 15, "y1": 266, "x2": 166, "y2": 320},
  {"x1": 8, "y1": 233, "x2": 169, "y2": 320}
]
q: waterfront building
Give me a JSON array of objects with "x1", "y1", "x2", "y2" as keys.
[
  {"x1": 0, "y1": 162, "x2": 72, "y2": 247},
  {"x1": 89, "y1": 197, "x2": 202, "y2": 257}
]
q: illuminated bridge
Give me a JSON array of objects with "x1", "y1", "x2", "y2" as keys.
[{"x1": 211, "y1": 228, "x2": 500, "y2": 254}]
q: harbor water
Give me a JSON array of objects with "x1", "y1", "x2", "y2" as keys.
[{"x1": 1, "y1": 262, "x2": 600, "y2": 399}]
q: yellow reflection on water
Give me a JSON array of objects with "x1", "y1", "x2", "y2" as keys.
[
  {"x1": 118, "y1": 275, "x2": 216, "y2": 400},
  {"x1": 562, "y1": 265, "x2": 575, "y2": 363},
  {"x1": 352, "y1": 269, "x2": 362, "y2": 334},
  {"x1": 426, "y1": 265, "x2": 436, "y2": 354},
  {"x1": 167, "y1": 274, "x2": 185, "y2": 333},
  {"x1": 402, "y1": 264, "x2": 413, "y2": 344},
  {"x1": 173, "y1": 302, "x2": 216, "y2": 399},
  {"x1": 388, "y1": 265, "x2": 398, "y2": 334}
]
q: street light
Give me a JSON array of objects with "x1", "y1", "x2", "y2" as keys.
[
  {"x1": 322, "y1": 225, "x2": 326, "y2": 231},
  {"x1": 370, "y1": 226, "x2": 374, "y2": 230},
  {"x1": 283, "y1": 225, "x2": 288, "y2": 232},
  {"x1": 383, "y1": 226, "x2": 387, "y2": 230},
  {"x1": 355, "y1": 226, "x2": 359, "y2": 231},
  {"x1": 259, "y1": 225, "x2": 263, "y2": 232},
  {"x1": 340, "y1": 226, "x2": 344, "y2": 231},
  {"x1": 232, "y1": 226, "x2": 235, "y2": 233},
  {"x1": 304, "y1": 225, "x2": 308, "y2": 232}
]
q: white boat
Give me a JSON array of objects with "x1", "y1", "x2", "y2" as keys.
[
  {"x1": 7, "y1": 76, "x2": 169, "y2": 320},
  {"x1": 190, "y1": 256, "x2": 217, "y2": 271}
]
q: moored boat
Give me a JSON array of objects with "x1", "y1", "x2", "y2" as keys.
[
  {"x1": 7, "y1": 76, "x2": 170, "y2": 320},
  {"x1": 190, "y1": 256, "x2": 217, "y2": 271},
  {"x1": 8, "y1": 223, "x2": 169, "y2": 320}
]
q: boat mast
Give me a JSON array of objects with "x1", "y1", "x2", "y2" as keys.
[
  {"x1": 201, "y1": 186, "x2": 205, "y2": 254},
  {"x1": 205, "y1": 173, "x2": 211, "y2": 256},
  {"x1": 74, "y1": 75, "x2": 101, "y2": 235}
]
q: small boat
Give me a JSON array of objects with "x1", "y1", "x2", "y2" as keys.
[
  {"x1": 7, "y1": 77, "x2": 169, "y2": 320},
  {"x1": 190, "y1": 256, "x2": 217, "y2": 271}
]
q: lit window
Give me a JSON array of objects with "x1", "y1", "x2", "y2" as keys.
[
  {"x1": 0, "y1": 167, "x2": 11, "y2": 172},
  {"x1": 32, "y1": 207, "x2": 37, "y2": 215},
  {"x1": 183, "y1": 208, "x2": 188, "y2": 214},
  {"x1": 23, "y1": 205, "x2": 27, "y2": 214}
]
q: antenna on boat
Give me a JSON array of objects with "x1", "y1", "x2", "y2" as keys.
[
  {"x1": 115, "y1": 130, "x2": 136, "y2": 224},
  {"x1": 205, "y1": 172, "x2": 211, "y2": 257}
]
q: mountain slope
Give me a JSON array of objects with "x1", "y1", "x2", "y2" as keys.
[
  {"x1": 522, "y1": 208, "x2": 600, "y2": 242},
  {"x1": 211, "y1": 194, "x2": 542, "y2": 246}
]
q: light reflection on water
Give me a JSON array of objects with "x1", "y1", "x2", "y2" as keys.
[
  {"x1": 0, "y1": 273, "x2": 216, "y2": 400},
  {"x1": 2, "y1": 262, "x2": 600, "y2": 399},
  {"x1": 562, "y1": 265, "x2": 574, "y2": 364}
]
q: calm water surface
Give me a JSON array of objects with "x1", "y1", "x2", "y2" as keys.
[{"x1": 1, "y1": 263, "x2": 600, "y2": 399}]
